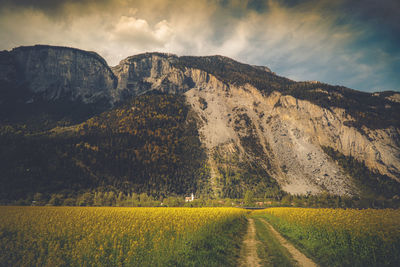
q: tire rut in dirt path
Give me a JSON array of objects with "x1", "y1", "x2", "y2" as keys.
[
  {"x1": 238, "y1": 218, "x2": 261, "y2": 267},
  {"x1": 260, "y1": 219, "x2": 318, "y2": 267}
]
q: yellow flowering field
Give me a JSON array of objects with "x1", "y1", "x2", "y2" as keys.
[
  {"x1": 254, "y1": 208, "x2": 400, "y2": 267},
  {"x1": 0, "y1": 207, "x2": 247, "y2": 266}
]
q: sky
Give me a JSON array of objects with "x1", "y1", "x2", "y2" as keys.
[{"x1": 0, "y1": 0, "x2": 399, "y2": 92}]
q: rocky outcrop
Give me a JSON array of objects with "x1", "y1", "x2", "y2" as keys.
[
  {"x1": 1, "y1": 45, "x2": 117, "y2": 103},
  {"x1": 385, "y1": 93, "x2": 400, "y2": 103},
  {"x1": 252, "y1": 65, "x2": 273, "y2": 73},
  {"x1": 111, "y1": 53, "x2": 194, "y2": 99}
]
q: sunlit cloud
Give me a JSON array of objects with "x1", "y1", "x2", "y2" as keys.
[{"x1": 111, "y1": 16, "x2": 173, "y2": 49}]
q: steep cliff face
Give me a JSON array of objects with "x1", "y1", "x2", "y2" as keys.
[
  {"x1": 109, "y1": 52, "x2": 400, "y2": 196},
  {"x1": 111, "y1": 53, "x2": 195, "y2": 99},
  {"x1": 187, "y1": 83, "x2": 400, "y2": 196},
  {"x1": 186, "y1": 83, "x2": 353, "y2": 195},
  {"x1": 2, "y1": 45, "x2": 117, "y2": 103}
]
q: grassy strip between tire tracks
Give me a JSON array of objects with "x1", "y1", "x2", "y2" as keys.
[
  {"x1": 171, "y1": 214, "x2": 247, "y2": 267},
  {"x1": 252, "y1": 216, "x2": 297, "y2": 267}
]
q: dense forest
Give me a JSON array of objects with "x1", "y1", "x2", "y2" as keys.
[{"x1": 0, "y1": 94, "x2": 209, "y2": 202}]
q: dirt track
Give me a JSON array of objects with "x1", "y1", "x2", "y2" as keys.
[
  {"x1": 261, "y1": 219, "x2": 318, "y2": 267},
  {"x1": 238, "y1": 218, "x2": 261, "y2": 267}
]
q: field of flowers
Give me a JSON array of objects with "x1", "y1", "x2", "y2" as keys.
[
  {"x1": 254, "y1": 208, "x2": 400, "y2": 267},
  {"x1": 0, "y1": 207, "x2": 247, "y2": 266}
]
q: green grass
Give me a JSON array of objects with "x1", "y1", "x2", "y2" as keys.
[
  {"x1": 252, "y1": 216, "x2": 297, "y2": 267},
  {"x1": 170, "y1": 215, "x2": 247, "y2": 267},
  {"x1": 259, "y1": 213, "x2": 400, "y2": 267}
]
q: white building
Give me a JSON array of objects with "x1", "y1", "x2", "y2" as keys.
[{"x1": 185, "y1": 193, "x2": 195, "y2": 202}]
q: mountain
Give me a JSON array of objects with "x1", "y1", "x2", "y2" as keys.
[
  {"x1": 0, "y1": 45, "x2": 399, "y2": 202},
  {"x1": 0, "y1": 45, "x2": 116, "y2": 102}
]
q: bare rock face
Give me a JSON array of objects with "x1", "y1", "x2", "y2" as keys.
[
  {"x1": 387, "y1": 93, "x2": 400, "y2": 103},
  {"x1": 186, "y1": 83, "x2": 353, "y2": 195},
  {"x1": 186, "y1": 82, "x2": 400, "y2": 195},
  {"x1": 3, "y1": 45, "x2": 117, "y2": 103},
  {"x1": 111, "y1": 53, "x2": 194, "y2": 99}
]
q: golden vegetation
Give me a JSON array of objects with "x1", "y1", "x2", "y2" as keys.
[
  {"x1": 0, "y1": 207, "x2": 246, "y2": 266},
  {"x1": 260, "y1": 207, "x2": 400, "y2": 241}
]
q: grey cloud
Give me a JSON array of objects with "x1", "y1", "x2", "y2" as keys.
[
  {"x1": 0, "y1": 0, "x2": 116, "y2": 21},
  {"x1": 0, "y1": 0, "x2": 111, "y2": 11},
  {"x1": 344, "y1": 0, "x2": 400, "y2": 28},
  {"x1": 0, "y1": 0, "x2": 398, "y2": 91}
]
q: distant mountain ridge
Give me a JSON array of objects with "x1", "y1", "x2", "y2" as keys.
[
  {"x1": 0, "y1": 45, "x2": 117, "y2": 104},
  {"x1": 0, "y1": 45, "x2": 399, "y2": 201}
]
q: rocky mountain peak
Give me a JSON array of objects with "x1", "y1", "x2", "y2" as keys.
[
  {"x1": 118, "y1": 52, "x2": 178, "y2": 63},
  {"x1": 12, "y1": 45, "x2": 112, "y2": 70},
  {"x1": 110, "y1": 52, "x2": 280, "y2": 101},
  {"x1": 2, "y1": 45, "x2": 117, "y2": 104},
  {"x1": 112, "y1": 52, "x2": 189, "y2": 98}
]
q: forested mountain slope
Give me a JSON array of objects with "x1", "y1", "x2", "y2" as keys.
[
  {"x1": 0, "y1": 94, "x2": 208, "y2": 200},
  {"x1": 0, "y1": 45, "x2": 399, "y2": 201}
]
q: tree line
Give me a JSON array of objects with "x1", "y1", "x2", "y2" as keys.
[{"x1": 4, "y1": 188, "x2": 398, "y2": 209}]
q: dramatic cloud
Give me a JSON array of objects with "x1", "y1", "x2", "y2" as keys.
[
  {"x1": 111, "y1": 16, "x2": 173, "y2": 48},
  {"x1": 0, "y1": 0, "x2": 399, "y2": 91}
]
